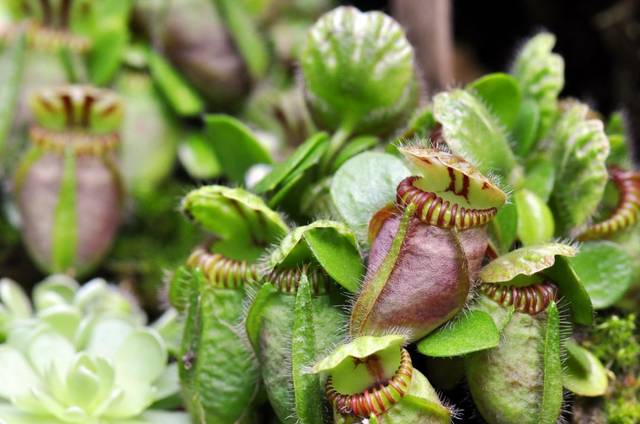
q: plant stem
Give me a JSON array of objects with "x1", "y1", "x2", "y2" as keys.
[{"x1": 319, "y1": 123, "x2": 353, "y2": 175}]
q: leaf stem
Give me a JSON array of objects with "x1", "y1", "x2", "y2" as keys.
[{"x1": 320, "y1": 123, "x2": 354, "y2": 175}]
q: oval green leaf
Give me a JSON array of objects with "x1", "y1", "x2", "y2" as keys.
[
  {"x1": 330, "y1": 151, "x2": 410, "y2": 238},
  {"x1": 568, "y1": 241, "x2": 632, "y2": 309},
  {"x1": 563, "y1": 340, "x2": 608, "y2": 397},
  {"x1": 177, "y1": 132, "x2": 222, "y2": 180},
  {"x1": 514, "y1": 188, "x2": 555, "y2": 246},
  {"x1": 416, "y1": 310, "x2": 499, "y2": 357},
  {"x1": 467, "y1": 73, "x2": 522, "y2": 130},
  {"x1": 204, "y1": 114, "x2": 272, "y2": 184},
  {"x1": 265, "y1": 220, "x2": 363, "y2": 293}
]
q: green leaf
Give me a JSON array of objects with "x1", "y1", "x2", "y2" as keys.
[
  {"x1": 214, "y1": 0, "x2": 269, "y2": 80},
  {"x1": 550, "y1": 102, "x2": 610, "y2": 232},
  {"x1": 416, "y1": 310, "x2": 499, "y2": 357},
  {"x1": 291, "y1": 275, "x2": 323, "y2": 424},
  {"x1": 301, "y1": 6, "x2": 418, "y2": 134},
  {"x1": 512, "y1": 98, "x2": 540, "y2": 157},
  {"x1": 265, "y1": 220, "x2": 363, "y2": 292},
  {"x1": 245, "y1": 283, "x2": 277, "y2": 354},
  {"x1": 204, "y1": 114, "x2": 272, "y2": 183},
  {"x1": 479, "y1": 243, "x2": 577, "y2": 284},
  {"x1": 267, "y1": 170, "x2": 307, "y2": 210},
  {"x1": 88, "y1": 27, "x2": 129, "y2": 85},
  {"x1": 563, "y1": 340, "x2": 608, "y2": 397},
  {"x1": 433, "y1": 89, "x2": 518, "y2": 179},
  {"x1": 177, "y1": 132, "x2": 222, "y2": 180},
  {"x1": 523, "y1": 158, "x2": 555, "y2": 202},
  {"x1": 304, "y1": 226, "x2": 364, "y2": 293},
  {"x1": 52, "y1": 148, "x2": 77, "y2": 273},
  {"x1": 331, "y1": 135, "x2": 379, "y2": 174},
  {"x1": 511, "y1": 32, "x2": 564, "y2": 140},
  {"x1": 254, "y1": 133, "x2": 328, "y2": 194},
  {"x1": 568, "y1": 241, "x2": 632, "y2": 309},
  {"x1": 0, "y1": 30, "x2": 25, "y2": 156},
  {"x1": 544, "y1": 255, "x2": 593, "y2": 325},
  {"x1": 539, "y1": 301, "x2": 563, "y2": 424},
  {"x1": 330, "y1": 152, "x2": 410, "y2": 237},
  {"x1": 147, "y1": 49, "x2": 204, "y2": 117},
  {"x1": 514, "y1": 188, "x2": 555, "y2": 246},
  {"x1": 489, "y1": 203, "x2": 518, "y2": 254},
  {"x1": 180, "y1": 185, "x2": 288, "y2": 260},
  {"x1": 468, "y1": 73, "x2": 522, "y2": 130}
]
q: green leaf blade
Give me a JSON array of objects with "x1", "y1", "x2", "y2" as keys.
[
  {"x1": 330, "y1": 151, "x2": 410, "y2": 238},
  {"x1": 569, "y1": 241, "x2": 632, "y2": 309},
  {"x1": 467, "y1": 73, "x2": 522, "y2": 130},
  {"x1": 204, "y1": 114, "x2": 272, "y2": 183},
  {"x1": 147, "y1": 49, "x2": 204, "y2": 117},
  {"x1": 417, "y1": 310, "x2": 499, "y2": 357}
]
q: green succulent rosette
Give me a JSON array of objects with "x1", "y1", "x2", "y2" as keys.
[
  {"x1": 171, "y1": 185, "x2": 289, "y2": 423},
  {"x1": 0, "y1": 275, "x2": 184, "y2": 423},
  {"x1": 311, "y1": 335, "x2": 451, "y2": 423},
  {"x1": 246, "y1": 220, "x2": 363, "y2": 424}
]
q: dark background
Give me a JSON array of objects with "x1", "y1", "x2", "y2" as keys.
[{"x1": 347, "y1": 0, "x2": 640, "y2": 157}]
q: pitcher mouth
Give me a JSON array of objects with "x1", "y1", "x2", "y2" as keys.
[
  {"x1": 29, "y1": 126, "x2": 119, "y2": 156},
  {"x1": 0, "y1": 21, "x2": 90, "y2": 53},
  {"x1": 397, "y1": 176, "x2": 498, "y2": 230},
  {"x1": 186, "y1": 245, "x2": 330, "y2": 295},
  {"x1": 325, "y1": 348, "x2": 413, "y2": 418},
  {"x1": 480, "y1": 280, "x2": 558, "y2": 315}
]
